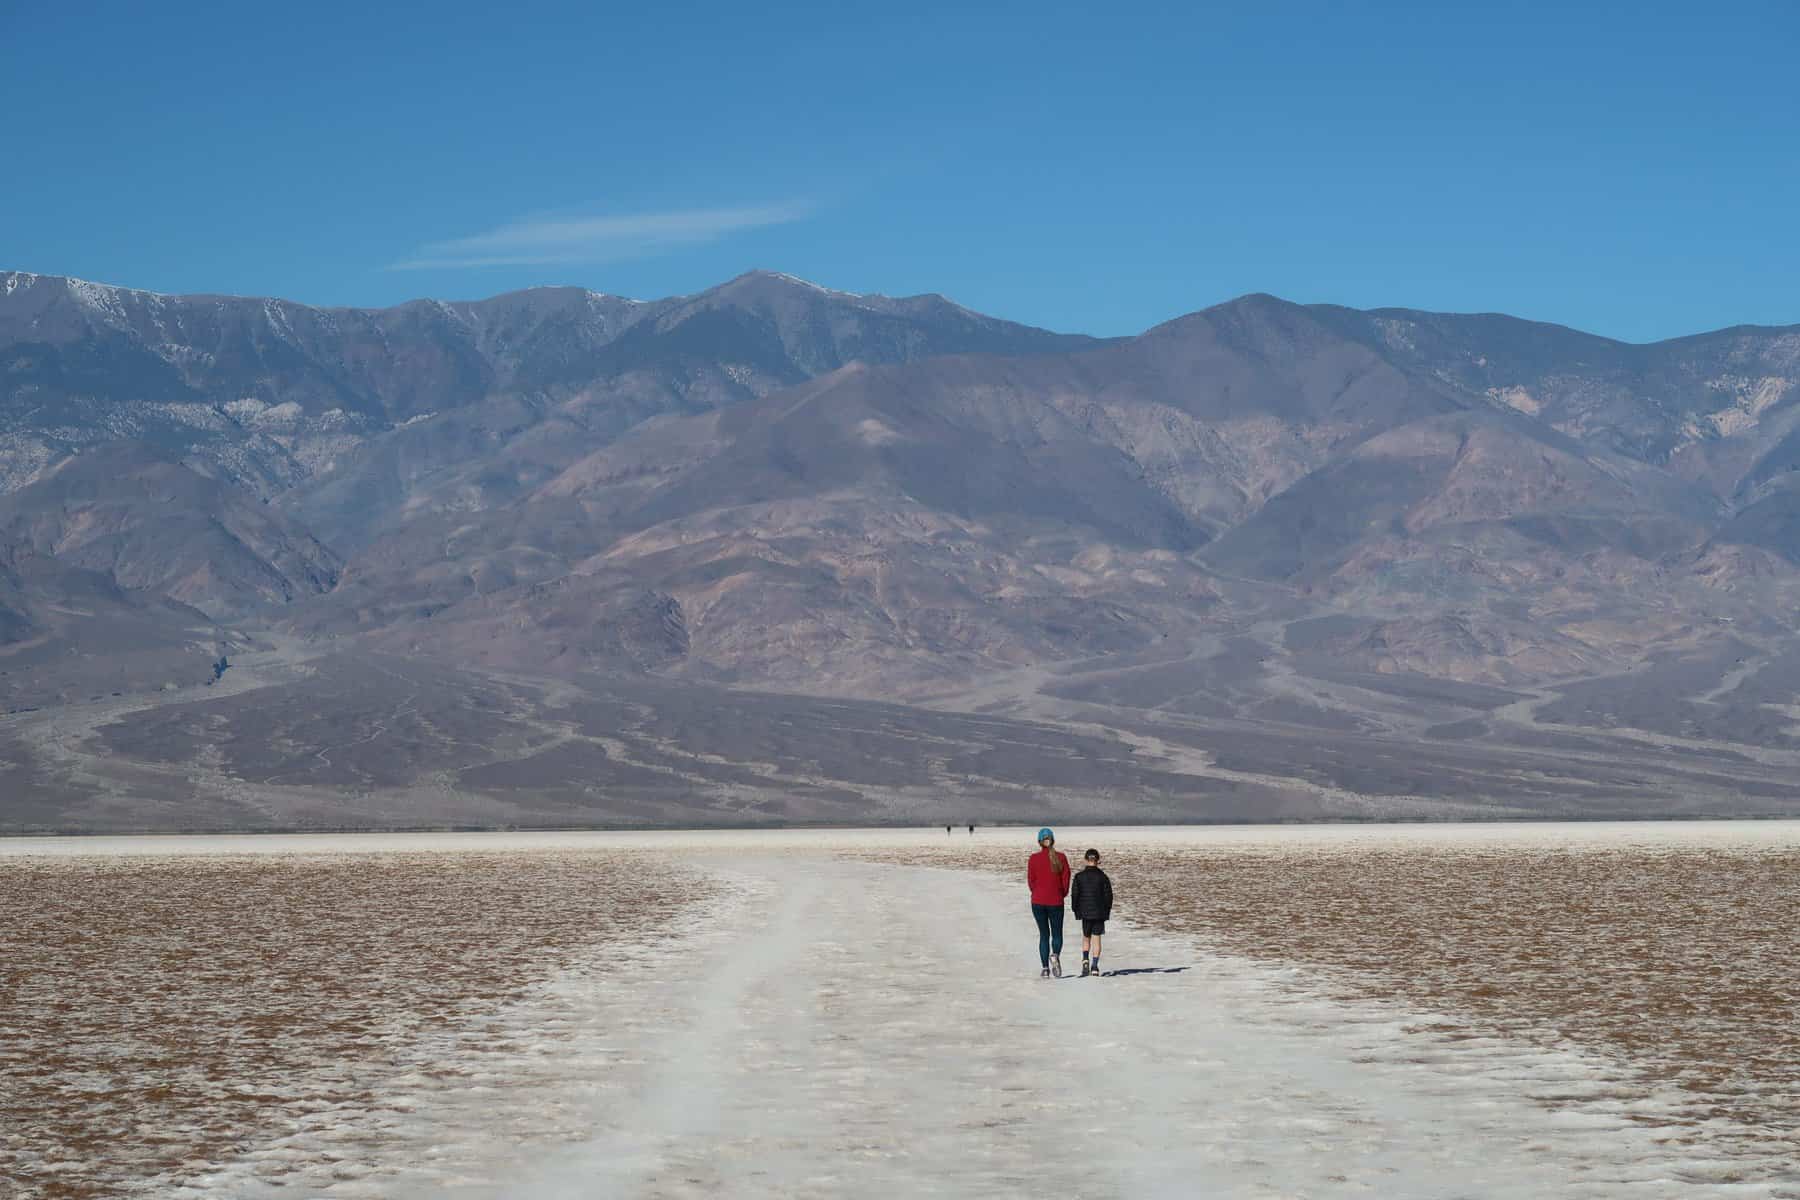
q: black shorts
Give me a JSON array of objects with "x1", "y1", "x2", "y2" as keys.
[{"x1": 1082, "y1": 919, "x2": 1106, "y2": 936}]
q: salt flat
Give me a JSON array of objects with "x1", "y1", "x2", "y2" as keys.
[
  {"x1": 9, "y1": 817, "x2": 1800, "y2": 857},
  {"x1": 4, "y1": 823, "x2": 1797, "y2": 1198}
]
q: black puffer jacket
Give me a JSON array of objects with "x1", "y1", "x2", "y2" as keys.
[{"x1": 1069, "y1": 865, "x2": 1113, "y2": 921}]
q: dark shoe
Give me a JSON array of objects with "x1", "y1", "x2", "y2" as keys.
[
  {"x1": 1080, "y1": 960, "x2": 1091, "y2": 977},
  {"x1": 1040, "y1": 966, "x2": 1051, "y2": 978}
]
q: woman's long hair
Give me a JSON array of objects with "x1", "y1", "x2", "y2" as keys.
[{"x1": 1044, "y1": 836, "x2": 1064, "y2": 876}]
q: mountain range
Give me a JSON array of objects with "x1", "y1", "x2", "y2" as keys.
[{"x1": 3, "y1": 267, "x2": 1798, "y2": 831}]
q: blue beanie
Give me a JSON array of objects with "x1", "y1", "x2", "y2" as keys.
[{"x1": 1037, "y1": 827, "x2": 1055, "y2": 842}]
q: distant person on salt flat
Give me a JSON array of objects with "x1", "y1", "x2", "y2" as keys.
[
  {"x1": 1070, "y1": 848, "x2": 1114, "y2": 977},
  {"x1": 1027, "y1": 828, "x2": 1072, "y2": 978}
]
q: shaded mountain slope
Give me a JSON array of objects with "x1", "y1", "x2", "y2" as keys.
[
  {"x1": 0, "y1": 537, "x2": 229, "y2": 713},
  {"x1": 0, "y1": 443, "x2": 340, "y2": 617},
  {"x1": 1203, "y1": 408, "x2": 1718, "y2": 582}
]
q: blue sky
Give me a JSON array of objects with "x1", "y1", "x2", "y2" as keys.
[{"x1": 4, "y1": 1, "x2": 1795, "y2": 341}]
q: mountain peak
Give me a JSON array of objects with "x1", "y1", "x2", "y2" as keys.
[
  {"x1": 705, "y1": 269, "x2": 864, "y2": 303},
  {"x1": 749, "y1": 269, "x2": 848, "y2": 293},
  {"x1": 1217, "y1": 291, "x2": 1294, "y2": 309}
]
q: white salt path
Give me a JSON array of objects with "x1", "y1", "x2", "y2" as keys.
[{"x1": 460, "y1": 858, "x2": 1792, "y2": 1200}]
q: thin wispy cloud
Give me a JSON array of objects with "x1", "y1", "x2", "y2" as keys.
[{"x1": 389, "y1": 202, "x2": 811, "y2": 270}]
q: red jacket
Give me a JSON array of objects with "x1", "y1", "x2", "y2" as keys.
[{"x1": 1027, "y1": 849, "x2": 1072, "y2": 906}]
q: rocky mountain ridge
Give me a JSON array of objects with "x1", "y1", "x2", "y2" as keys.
[{"x1": 4, "y1": 267, "x2": 1799, "y2": 829}]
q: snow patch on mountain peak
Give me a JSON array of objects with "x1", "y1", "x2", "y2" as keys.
[
  {"x1": 768, "y1": 271, "x2": 857, "y2": 298},
  {"x1": 67, "y1": 278, "x2": 134, "y2": 324},
  {"x1": 263, "y1": 299, "x2": 295, "y2": 338}
]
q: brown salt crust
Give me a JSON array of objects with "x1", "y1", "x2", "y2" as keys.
[
  {"x1": 0, "y1": 850, "x2": 708, "y2": 1199},
  {"x1": 844, "y1": 839, "x2": 1800, "y2": 1175}
]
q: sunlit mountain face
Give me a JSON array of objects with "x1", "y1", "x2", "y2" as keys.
[{"x1": 3, "y1": 268, "x2": 1800, "y2": 830}]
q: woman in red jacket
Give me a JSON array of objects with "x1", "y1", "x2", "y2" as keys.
[{"x1": 1027, "y1": 827, "x2": 1072, "y2": 977}]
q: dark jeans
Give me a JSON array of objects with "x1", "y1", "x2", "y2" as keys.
[{"x1": 1031, "y1": 903, "x2": 1064, "y2": 967}]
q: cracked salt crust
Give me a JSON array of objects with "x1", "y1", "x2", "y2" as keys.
[{"x1": 7, "y1": 824, "x2": 1797, "y2": 1199}]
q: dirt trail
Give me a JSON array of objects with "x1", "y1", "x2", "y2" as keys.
[{"x1": 490, "y1": 858, "x2": 1776, "y2": 1200}]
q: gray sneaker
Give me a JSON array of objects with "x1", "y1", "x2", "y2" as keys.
[{"x1": 1051, "y1": 954, "x2": 1062, "y2": 978}]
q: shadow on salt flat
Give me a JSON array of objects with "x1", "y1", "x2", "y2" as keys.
[{"x1": 1102, "y1": 965, "x2": 1193, "y2": 977}]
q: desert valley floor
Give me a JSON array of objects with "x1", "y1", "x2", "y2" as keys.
[{"x1": 3, "y1": 823, "x2": 1797, "y2": 1199}]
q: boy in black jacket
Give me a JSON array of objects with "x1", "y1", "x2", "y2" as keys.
[{"x1": 1069, "y1": 848, "x2": 1114, "y2": 977}]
